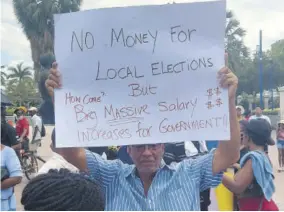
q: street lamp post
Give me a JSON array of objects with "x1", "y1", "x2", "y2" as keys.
[{"x1": 258, "y1": 30, "x2": 263, "y2": 108}]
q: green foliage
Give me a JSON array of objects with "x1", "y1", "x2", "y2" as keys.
[
  {"x1": 5, "y1": 107, "x2": 16, "y2": 116},
  {"x1": 6, "y1": 79, "x2": 37, "y2": 106},
  {"x1": 7, "y1": 62, "x2": 33, "y2": 82},
  {"x1": 1, "y1": 67, "x2": 7, "y2": 86},
  {"x1": 223, "y1": 11, "x2": 283, "y2": 95},
  {"x1": 263, "y1": 108, "x2": 280, "y2": 115},
  {"x1": 12, "y1": 0, "x2": 83, "y2": 81},
  {"x1": 235, "y1": 39, "x2": 284, "y2": 95},
  {"x1": 225, "y1": 11, "x2": 249, "y2": 73}
]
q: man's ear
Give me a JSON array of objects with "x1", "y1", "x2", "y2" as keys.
[{"x1": 127, "y1": 146, "x2": 131, "y2": 154}]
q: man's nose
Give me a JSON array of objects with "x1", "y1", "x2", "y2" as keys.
[{"x1": 141, "y1": 146, "x2": 152, "y2": 155}]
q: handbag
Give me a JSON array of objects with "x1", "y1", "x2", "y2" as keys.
[{"x1": 1, "y1": 166, "x2": 9, "y2": 181}]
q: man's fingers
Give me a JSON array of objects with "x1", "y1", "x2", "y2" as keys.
[
  {"x1": 48, "y1": 73, "x2": 61, "y2": 86},
  {"x1": 46, "y1": 79, "x2": 59, "y2": 89},
  {"x1": 52, "y1": 62, "x2": 58, "y2": 70},
  {"x1": 219, "y1": 73, "x2": 237, "y2": 87},
  {"x1": 218, "y1": 66, "x2": 230, "y2": 78},
  {"x1": 45, "y1": 79, "x2": 59, "y2": 97},
  {"x1": 220, "y1": 77, "x2": 237, "y2": 88},
  {"x1": 50, "y1": 68, "x2": 61, "y2": 79},
  {"x1": 45, "y1": 80, "x2": 53, "y2": 96}
]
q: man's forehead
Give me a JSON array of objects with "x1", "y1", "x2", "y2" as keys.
[{"x1": 128, "y1": 143, "x2": 162, "y2": 146}]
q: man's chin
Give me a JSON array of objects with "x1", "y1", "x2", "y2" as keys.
[{"x1": 138, "y1": 166, "x2": 158, "y2": 174}]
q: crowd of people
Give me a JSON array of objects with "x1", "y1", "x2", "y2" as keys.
[
  {"x1": 1, "y1": 61, "x2": 283, "y2": 211},
  {"x1": 1, "y1": 105, "x2": 44, "y2": 210}
]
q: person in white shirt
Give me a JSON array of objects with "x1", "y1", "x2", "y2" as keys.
[
  {"x1": 184, "y1": 140, "x2": 208, "y2": 157},
  {"x1": 249, "y1": 107, "x2": 271, "y2": 125},
  {"x1": 38, "y1": 129, "x2": 78, "y2": 175},
  {"x1": 28, "y1": 107, "x2": 42, "y2": 153}
]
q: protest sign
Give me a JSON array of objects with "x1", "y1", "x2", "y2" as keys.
[{"x1": 54, "y1": 0, "x2": 228, "y2": 147}]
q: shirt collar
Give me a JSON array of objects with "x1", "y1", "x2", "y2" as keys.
[{"x1": 123, "y1": 159, "x2": 175, "y2": 178}]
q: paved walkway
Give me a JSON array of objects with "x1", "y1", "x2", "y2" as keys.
[{"x1": 14, "y1": 127, "x2": 284, "y2": 210}]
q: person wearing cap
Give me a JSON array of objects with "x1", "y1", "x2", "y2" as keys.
[
  {"x1": 236, "y1": 105, "x2": 245, "y2": 122},
  {"x1": 249, "y1": 107, "x2": 274, "y2": 154},
  {"x1": 222, "y1": 119, "x2": 278, "y2": 211},
  {"x1": 276, "y1": 120, "x2": 284, "y2": 172},
  {"x1": 28, "y1": 107, "x2": 42, "y2": 154},
  {"x1": 14, "y1": 107, "x2": 29, "y2": 144}
]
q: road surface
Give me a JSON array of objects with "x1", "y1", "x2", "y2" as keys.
[{"x1": 14, "y1": 127, "x2": 284, "y2": 210}]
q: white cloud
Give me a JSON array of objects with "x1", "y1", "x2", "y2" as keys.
[
  {"x1": 228, "y1": 0, "x2": 284, "y2": 50},
  {"x1": 1, "y1": 0, "x2": 31, "y2": 66},
  {"x1": 1, "y1": 0, "x2": 283, "y2": 66}
]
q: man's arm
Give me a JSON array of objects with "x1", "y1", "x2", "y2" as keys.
[
  {"x1": 212, "y1": 65, "x2": 240, "y2": 174},
  {"x1": 32, "y1": 126, "x2": 39, "y2": 141},
  {"x1": 31, "y1": 117, "x2": 38, "y2": 141},
  {"x1": 85, "y1": 150, "x2": 125, "y2": 188},
  {"x1": 213, "y1": 97, "x2": 240, "y2": 174},
  {"x1": 184, "y1": 152, "x2": 223, "y2": 192},
  {"x1": 45, "y1": 63, "x2": 90, "y2": 172}
]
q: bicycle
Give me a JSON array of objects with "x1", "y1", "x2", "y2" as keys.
[
  {"x1": 17, "y1": 137, "x2": 46, "y2": 180},
  {"x1": 19, "y1": 149, "x2": 39, "y2": 180}
]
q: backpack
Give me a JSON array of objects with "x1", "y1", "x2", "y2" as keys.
[{"x1": 41, "y1": 122, "x2": 46, "y2": 137}]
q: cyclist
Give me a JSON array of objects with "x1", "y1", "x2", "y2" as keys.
[{"x1": 14, "y1": 107, "x2": 29, "y2": 149}]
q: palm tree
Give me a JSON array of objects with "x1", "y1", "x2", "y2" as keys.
[
  {"x1": 225, "y1": 11, "x2": 249, "y2": 72},
  {"x1": 12, "y1": 0, "x2": 82, "y2": 81},
  {"x1": 1, "y1": 66, "x2": 7, "y2": 86},
  {"x1": 7, "y1": 62, "x2": 33, "y2": 83}
]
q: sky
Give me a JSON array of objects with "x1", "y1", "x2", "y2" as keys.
[{"x1": 1, "y1": 0, "x2": 284, "y2": 68}]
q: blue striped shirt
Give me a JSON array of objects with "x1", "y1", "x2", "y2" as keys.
[{"x1": 86, "y1": 150, "x2": 223, "y2": 210}]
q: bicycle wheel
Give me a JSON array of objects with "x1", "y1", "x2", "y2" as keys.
[{"x1": 22, "y1": 154, "x2": 39, "y2": 180}]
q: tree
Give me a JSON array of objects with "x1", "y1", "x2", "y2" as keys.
[
  {"x1": 236, "y1": 41, "x2": 284, "y2": 95},
  {"x1": 1, "y1": 66, "x2": 7, "y2": 86},
  {"x1": 270, "y1": 39, "x2": 284, "y2": 79},
  {"x1": 6, "y1": 78, "x2": 37, "y2": 106},
  {"x1": 225, "y1": 11, "x2": 249, "y2": 72},
  {"x1": 12, "y1": 0, "x2": 82, "y2": 81},
  {"x1": 7, "y1": 62, "x2": 33, "y2": 83}
]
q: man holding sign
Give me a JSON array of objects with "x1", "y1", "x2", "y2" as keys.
[
  {"x1": 46, "y1": 58, "x2": 239, "y2": 211},
  {"x1": 46, "y1": 1, "x2": 240, "y2": 210}
]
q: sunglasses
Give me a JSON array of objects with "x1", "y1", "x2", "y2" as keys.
[{"x1": 131, "y1": 144, "x2": 162, "y2": 152}]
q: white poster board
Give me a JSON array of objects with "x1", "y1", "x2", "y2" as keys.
[{"x1": 54, "y1": 0, "x2": 229, "y2": 147}]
